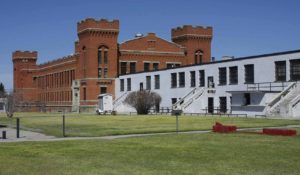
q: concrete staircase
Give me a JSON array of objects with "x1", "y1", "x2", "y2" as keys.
[
  {"x1": 172, "y1": 87, "x2": 205, "y2": 111},
  {"x1": 266, "y1": 82, "x2": 300, "y2": 117}
]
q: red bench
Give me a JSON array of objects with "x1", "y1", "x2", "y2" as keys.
[
  {"x1": 212, "y1": 122, "x2": 237, "y2": 133},
  {"x1": 263, "y1": 128, "x2": 297, "y2": 136}
]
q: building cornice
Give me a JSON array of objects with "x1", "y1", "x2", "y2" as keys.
[
  {"x1": 77, "y1": 28, "x2": 119, "y2": 35},
  {"x1": 120, "y1": 49, "x2": 185, "y2": 55}
]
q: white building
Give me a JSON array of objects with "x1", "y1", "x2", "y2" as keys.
[{"x1": 114, "y1": 50, "x2": 300, "y2": 118}]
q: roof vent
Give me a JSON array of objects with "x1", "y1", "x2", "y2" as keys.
[
  {"x1": 135, "y1": 33, "x2": 143, "y2": 38},
  {"x1": 222, "y1": 56, "x2": 235, "y2": 60}
]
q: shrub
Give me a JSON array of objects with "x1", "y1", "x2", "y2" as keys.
[{"x1": 124, "y1": 90, "x2": 161, "y2": 114}]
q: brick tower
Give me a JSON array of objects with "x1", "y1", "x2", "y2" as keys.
[
  {"x1": 171, "y1": 25, "x2": 213, "y2": 65},
  {"x1": 12, "y1": 51, "x2": 38, "y2": 102},
  {"x1": 75, "y1": 18, "x2": 119, "y2": 110}
]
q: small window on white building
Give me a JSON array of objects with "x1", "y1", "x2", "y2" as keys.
[
  {"x1": 146, "y1": 76, "x2": 151, "y2": 90},
  {"x1": 290, "y1": 59, "x2": 300, "y2": 81},
  {"x1": 229, "y1": 66, "x2": 238, "y2": 84},
  {"x1": 275, "y1": 61, "x2": 286, "y2": 81},
  {"x1": 244, "y1": 64, "x2": 254, "y2": 84},
  {"x1": 154, "y1": 75, "x2": 160, "y2": 89},
  {"x1": 127, "y1": 78, "x2": 131, "y2": 91},
  {"x1": 171, "y1": 98, "x2": 177, "y2": 104},
  {"x1": 120, "y1": 79, "x2": 124, "y2": 92},
  {"x1": 218, "y1": 67, "x2": 227, "y2": 85},
  {"x1": 199, "y1": 70, "x2": 205, "y2": 87},
  {"x1": 171, "y1": 73, "x2": 177, "y2": 88},
  {"x1": 179, "y1": 72, "x2": 185, "y2": 87},
  {"x1": 190, "y1": 71, "x2": 196, "y2": 87}
]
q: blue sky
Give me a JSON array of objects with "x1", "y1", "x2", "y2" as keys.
[{"x1": 1, "y1": 0, "x2": 300, "y2": 90}]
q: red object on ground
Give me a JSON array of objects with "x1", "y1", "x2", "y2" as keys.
[
  {"x1": 212, "y1": 122, "x2": 237, "y2": 133},
  {"x1": 263, "y1": 128, "x2": 297, "y2": 136}
]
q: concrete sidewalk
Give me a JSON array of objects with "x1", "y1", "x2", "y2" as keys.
[
  {"x1": 0, "y1": 127, "x2": 55, "y2": 142},
  {"x1": 0, "y1": 125, "x2": 299, "y2": 143}
]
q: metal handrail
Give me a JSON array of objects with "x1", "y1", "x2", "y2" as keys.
[
  {"x1": 268, "y1": 82, "x2": 296, "y2": 107},
  {"x1": 172, "y1": 87, "x2": 197, "y2": 107}
]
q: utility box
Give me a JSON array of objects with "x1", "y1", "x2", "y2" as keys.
[{"x1": 96, "y1": 94, "x2": 113, "y2": 115}]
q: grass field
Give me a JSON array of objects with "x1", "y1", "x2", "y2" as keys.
[
  {"x1": 0, "y1": 132, "x2": 300, "y2": 175},
  {"x1": 1, "y1": 112, "x2": 300, "y2": 137}
]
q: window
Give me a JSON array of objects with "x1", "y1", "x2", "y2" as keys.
[
  {"x1": 290, "y1": 59, "x2": 300, "y2": 81},
  {"x1": 154, "y1": 75, "x2": 160, "y2": 89},
  {"x1": 120, "y1": 79, "x2": 124, "y2": 92},
  {"x1": 139, "y1": 83, "x2": 143, "y2": 91},
  {"x1": 104, "y1": 50, "x2": 108, "y2": 64},
  {"x1": 98, "y1": 68, "x2": 102, "y2": 78},
  {"x1": 194, "y1": 50, "x2": 203, "y2": 64},
  {"x1": 120, "y1": 62, "x2": 127, "y2": 75},
  {"x1": 171, "y1": 73, "x2": 177, "y2": 88},
  {"x1": 104, "y1": 68, "x2": 108, "y2": 78},
  {"x1": 144, "y1": 62, "x2": 150, "y2": 72},
  {"x1": 167, "y1": 63, "x2": 180, "y2": 69},
  {"x1": 171, "y1": 98, "x2": 177, "y2": 104},
  {"x1": 153, "y1": 63, "x2": 159, "y2": 71},
  {"x1": 127, "y1": 78, "x2": 131, "y2": 91},
  {"x1": 244, "y1": 93, "x2": 251, "y2": 105},
  {"x1": 98, "y1": 46, "x2": 108, "y2": 65},
  {"x1": 218, "y1": 67, "x2": 227, "y2": 85},
  {"x1": 179, "y1": 72, "x2": 185, "y2": 87},
  {"x1": 244, "y1": 64, "x2": 254, "y2": 84},
  {"x1": 146, "y1": 76, "x2": 151, "y2": 90},
  {"x1": 130, "y1": 62, "x2": 136, "y2": 73},
  {"x1": 83, "y1": 87, "x2": 86, "y2": 101},
  {"x1": 98, "y1": 48, "x2": 102, "y2": 64},
  {"x1": 100, "y1": 87, "x2": 107, "y2": 94},
  {"x1": 190, "y1": 71, "x2": 196, "y2": 87},
  {"x1": 275, "y1": 61, "x2": 286, "y2": 81},
  {"x1": 219, "y1": 97, "x2": 227, "y2": 113},
  {"x1": 199, "y1": 70, "x2": 205, "y2": 87},
  {"x1": 229, "y1": 66, "x2": 238, "y2": 84}
]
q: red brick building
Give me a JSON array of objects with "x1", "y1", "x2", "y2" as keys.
[{"x1": 12, "y1": 18, "x2": 212, "y2": 112}]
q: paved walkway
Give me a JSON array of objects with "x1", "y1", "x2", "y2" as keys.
[{"x1": 0, "y1": 125, "x2": 299, "y2": 143}]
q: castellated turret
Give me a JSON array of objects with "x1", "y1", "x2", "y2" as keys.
[
  {"x1": 171, "y1": 25, "x2": 213, "y2": 64},
  {"x1": 77, "y1": 18, "x2": 119, "y2": 35},
  {"x1": 12, "y1": 51, "x2": 38, "y2": 102},
  {"x1": 76, "y1": 18, "x2": 120, "y2": 100}
]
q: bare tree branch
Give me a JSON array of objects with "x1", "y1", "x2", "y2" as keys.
[{"x1": 124, "y1": 90, "x2": 161, "y2": 114}]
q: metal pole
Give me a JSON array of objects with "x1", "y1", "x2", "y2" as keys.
[
  {"x1": 62, "y1": 113, "x2": 66, "y2": 137},
  {"x1": 16, "y1": 118, "x2": 20, "y2": 138},
  {"x1": 176, "y1": 114, "x2": 179, "y2": 133}
]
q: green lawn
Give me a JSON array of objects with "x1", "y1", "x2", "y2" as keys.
[
  {"x1": 0, "y1": 133, "x2": 300, "y2": 175},
  {"x1": 1, "y1": 112, "x2": 300, "y2": 137}
]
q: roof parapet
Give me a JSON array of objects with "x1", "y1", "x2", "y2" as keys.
[
  {"x1": 77, "y1": 18, "x2": 119, "y2": 33},
  {"x1": 12, "y1": 50, "x2": 38, "y2": 60},
  {"x1": 171, "y1": 25, "x2": 213, "y2": 39}
]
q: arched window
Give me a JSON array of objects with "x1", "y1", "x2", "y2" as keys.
[
  {"x1": 98, "y1": 46, "x2": 109, "y2": 65},
  {"x1": 194, "y1": 50, "x2": 203, "y2": 64}
]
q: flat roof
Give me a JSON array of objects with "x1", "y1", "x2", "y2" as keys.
[
  {"x1": 119, "y1": 49, "x2": 300, "y2": 77},
  {"x1": 227, "y1": 90, "x2": 281, "y2": 94}
]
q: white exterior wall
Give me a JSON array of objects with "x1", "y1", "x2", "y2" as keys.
[{"x1": 115, "y1": 51, "x2": 300, "y2": 117}]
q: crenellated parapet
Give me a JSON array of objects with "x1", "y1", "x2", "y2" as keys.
[
  {"x1": 38, "y1": 54, "x2": 77, "y2": 68},
  {"x1": 77, "y1": 18, "x2": 119, "y2": 35},
  {"x1": 12, "y1": 50, "x2": 38, "y2": 61},
  {"x1": 171, "y1": 25, "x2": 213, "y2": 40}
]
